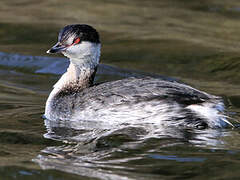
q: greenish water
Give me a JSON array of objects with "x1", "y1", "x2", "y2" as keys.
[{"x1": 1, "y1": 0, "x2": 240, "y2": 179}]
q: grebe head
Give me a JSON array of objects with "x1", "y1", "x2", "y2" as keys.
[{"x1": 47, "y1": 24, "x2": 101, "y2": 67}]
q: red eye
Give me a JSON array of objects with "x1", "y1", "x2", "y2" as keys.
[{"x1": 74, "y1": 38, "x2": 80, "y2": 44}]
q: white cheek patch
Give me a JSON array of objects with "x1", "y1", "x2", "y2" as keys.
[
  {"x1": 65, "y1": 36, "x2": 75, "y2": 46},
  {"x1": 66, "y1": 42, "x2": 96, "y2": 56},
  {"x1": 63, "y1": 41, "x2": 101, "y2": 68}
]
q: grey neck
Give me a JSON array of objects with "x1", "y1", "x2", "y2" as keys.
[
  {"x1": 53, "y1": 61, "x2": 97, "y2": 93},
  {"x1": 45, "y1": 42, "x2": 101, "y2": 118},
  {"x1": 54, "y1": 42, "x2": 101, "y2": 92}
]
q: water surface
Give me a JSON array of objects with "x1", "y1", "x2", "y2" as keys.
[{"x1": 1, "y1": 0, "x2": 240, "y2": 179}]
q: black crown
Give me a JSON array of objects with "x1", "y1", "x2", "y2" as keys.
[{"x1": 59, "y1": 24, "x2": 100, "y2": 44}]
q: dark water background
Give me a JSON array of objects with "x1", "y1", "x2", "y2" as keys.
[{"x1": 1, "y1": 0, "x2": 240, "y2": 179}]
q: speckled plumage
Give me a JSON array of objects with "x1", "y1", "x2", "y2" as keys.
[
  {"x1": 47, "y1": 77, "x2": 228, "y2": 129},
  {"x1": 45, "y1": 24, "x2": 231, "y2": 130}
]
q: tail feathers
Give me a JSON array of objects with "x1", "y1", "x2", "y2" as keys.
[{"x1": 187, "y1": 102, "x2": 233, "y2": 128}]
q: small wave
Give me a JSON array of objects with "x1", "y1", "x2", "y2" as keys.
[
  {"x1": 0, "y1": 52, "x2": 68, "y2": 74},
  {"x1": 0, "y1": 52, "x2": 177, "y2": 82}
]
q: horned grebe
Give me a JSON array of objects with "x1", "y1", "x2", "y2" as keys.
[{"x1": 45, "y1": 24, "x2": 232, "y2": 129}]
